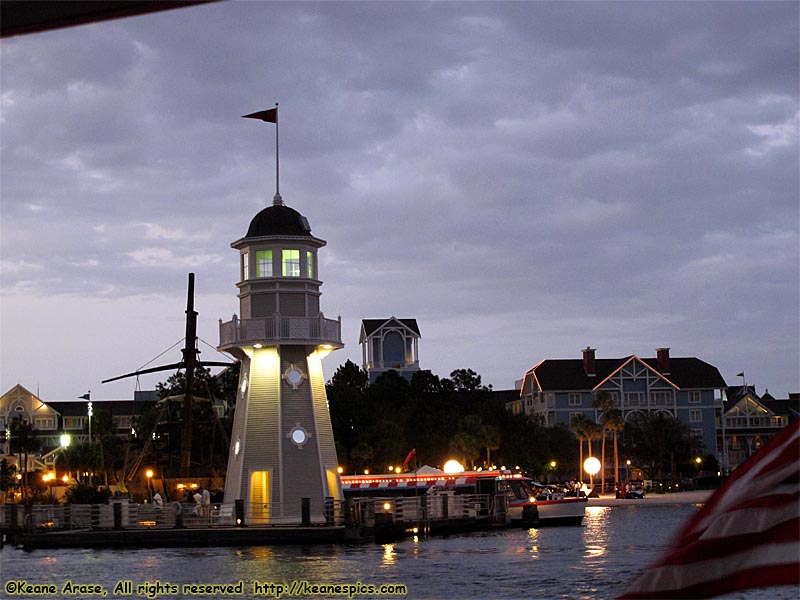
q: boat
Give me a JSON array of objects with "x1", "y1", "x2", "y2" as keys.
[
  {"x1": 505, "y1": 478, "x2": 587, "y2": 527},
  {"x1": 340, "y1": 469, "x2": 586, "y2": 528}
]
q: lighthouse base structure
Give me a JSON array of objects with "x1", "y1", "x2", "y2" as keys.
[{"x1": 223, "y1": 344, "x2": 342, "y2": 524}]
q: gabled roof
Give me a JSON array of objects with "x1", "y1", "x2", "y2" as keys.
[
  {"x1": 359, "y1": 318, "x2": 421, "y2": 341},
  {"x1": 725, "y1": 395, "x2": 773, "y2": 417},
  {"x1": 526, "y1": 355, "x2": 726, "y2": 392},
  {"x1": 761, "y1": 398, "x2": 800, "y2": 421}
]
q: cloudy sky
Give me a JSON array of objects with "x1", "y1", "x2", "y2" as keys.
[{"x1": 1, "y1": 1, "x2": 798, "y2": 401}]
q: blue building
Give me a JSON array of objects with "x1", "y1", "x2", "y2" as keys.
[
  {"x1": 359, "y1": 318, "x2": 421, "y2": 384},
  {"x1": 519, "y1": 347, "x2": 727, "y2": 459}
]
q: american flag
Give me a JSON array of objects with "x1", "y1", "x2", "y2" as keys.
[{"x1": 619, "y1": 420, "x2": 799, "y2": 599}]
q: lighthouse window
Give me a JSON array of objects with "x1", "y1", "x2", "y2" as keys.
[
  {"x1": 256, "y1": 250, "x2": 273, "y2": 277},
  {"x1": 306, "y1": 251, "x2": 315, "y2": 279},
  {"x1": 282, "y1": 249, "x2": 300, "y2": 277}
]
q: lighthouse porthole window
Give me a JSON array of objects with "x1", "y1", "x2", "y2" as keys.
[
  {"x1": 288, "y1": 425, "x2": 310, "y2": 449},
  {"x1": 283, "y1": 364, "x2": 307, "y2": 389}
]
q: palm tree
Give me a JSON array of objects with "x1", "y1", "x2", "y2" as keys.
[
  {"x1": 570, "y1": 414, "x2": 590, "y2": 480},
  {"x1": 605, "y1": 408, "x2": 625, "y2": 490},
  {"x1": 584, "y1": 421, "x2": 603, "y2": 487},
  {"x1": 481, "y1": 425, "x2": 501, "y2": 468},
  {"x1": 9, "y1": 417, "x2": 41, "y2": 503},
  {"x1": 592, "y1": 391, "x2": 615, "y2": 493}
]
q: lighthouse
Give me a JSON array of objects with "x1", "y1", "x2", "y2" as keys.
[{"x1": 219, "y1": 193, "x2": 343, "y2": 523}]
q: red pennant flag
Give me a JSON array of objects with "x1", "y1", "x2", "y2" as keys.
[
  {"x1": 619, "y1": 421, "x2": 799, "y2": 599},
  {"x1": 242, "y1": 107, "x2": 278, "y2": 123},
  {"x1": 402, "y1": 448, "x2": 417, "y2": 467}
]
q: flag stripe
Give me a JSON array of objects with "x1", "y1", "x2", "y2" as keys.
[
  {"x1": 619, "y1": 421, "x2": 799, "y2": 598},
  {"x1": 619, "y1": 540, "x2": 799, "y2": 598},
  {"x1": 665, "y1": 517, "x2": 798, "y2": 565}
]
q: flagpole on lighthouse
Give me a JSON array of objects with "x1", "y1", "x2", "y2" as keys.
[
  {"x1": 242, "y1": 103, "x2": 281, "y2": 205},
  {"x1": 274, "y1": 102, "x2": 280, "y2": 201}
]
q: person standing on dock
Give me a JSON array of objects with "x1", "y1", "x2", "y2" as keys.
[{"x1": 201, "y1": 488, "x2": 211, "y2": 518}]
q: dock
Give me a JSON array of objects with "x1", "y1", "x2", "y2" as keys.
[{"x1": 1, "y1": 493, "x2": 510, "y2": 550}]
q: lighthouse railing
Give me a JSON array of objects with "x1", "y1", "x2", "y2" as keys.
[{"x1": 219, "y1": 314, "x2": 342, "y2": 347}]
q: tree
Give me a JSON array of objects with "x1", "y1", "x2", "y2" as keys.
[
  {"x1": 0, "y1": 458, "x2": 17, "y2": 495},
  {"x1": 592, "y1": 391, "x2": 615, "y2": 493},
  {"x1": 570, "y1": 414, "x2": 591, "y2": 479},
  {"x1": 449, "y1": 431, "x2": 481, "y2": 469},
  {"x1": 624, "y1": 411, "x2": 702, "y2": 480},
  {"x1": 57, "y1": 442, "x2": 102, "y2": 484},
  {"x1": 9, "y1": 417, "x2": 41, "y2": 503},
  {"x1": 605, "y1": 408, "x2": 625, "y2": 489},
  {"x1": 450, "y1": 369, "x2": 486, "y2": 393}
]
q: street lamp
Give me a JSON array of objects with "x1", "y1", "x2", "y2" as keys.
[
  {"x1": 584, "y1": 457, "x2": 601, "y2": 488},
  {"x1": 42, "y1": 472, "x2": 55, "y2": 503},
  {"x1": 146, "y1": 469, "x2": 154, "y2": 502}
]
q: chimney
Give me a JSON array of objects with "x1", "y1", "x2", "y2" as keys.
[
  {"x1": 582, "y1": 347, "x2": 596, "y2": 377},
  {"x1": 656, "y1": 347, "x2": 671, "y2": 374}
]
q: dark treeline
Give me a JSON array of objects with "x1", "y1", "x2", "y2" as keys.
[
  {"x1": 327, "y1": 361, "x2": 709, "y2": 484},
  {"x1": 326, "y1": 360, "x2": 578, "y2": 480}
]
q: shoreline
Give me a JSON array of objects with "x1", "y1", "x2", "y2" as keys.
[{"x1": 588, "y1": 489, "x2": 713, "y2": 507}]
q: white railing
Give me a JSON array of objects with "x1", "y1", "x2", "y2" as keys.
[
  {"x1": 219, "y1": 314, "x2": 341, "y2": 347},
  {"x1": 724, "y1": 416, "x2": 787, "y2": 428},
  {"x1": 363, "y1": 361, "x2": 420, "y2": 370}
]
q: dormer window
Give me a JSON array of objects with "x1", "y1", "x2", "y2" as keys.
[
  {"x1": 282, "y1": 249, "x2": 300, "y2": 277},
  {"x1": 257, "y1": 250, "x2": 273, "y2": 277}
]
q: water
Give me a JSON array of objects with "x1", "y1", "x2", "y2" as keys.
[{"x1": 2, "y1": 505, "x2": 796, "y2": 599}]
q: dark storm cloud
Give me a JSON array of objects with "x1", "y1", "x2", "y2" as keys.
[{"x1": 1, "y1": 1, "x2": 797, "y2": 399}]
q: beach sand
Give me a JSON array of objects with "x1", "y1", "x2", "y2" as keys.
[{"x1": 589, "y1": 489, "x2": 713, "y2": 507}]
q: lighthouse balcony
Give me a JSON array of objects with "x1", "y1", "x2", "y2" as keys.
[{"x1": 218, "y1": 314, "x2": 342, "y2": 349}]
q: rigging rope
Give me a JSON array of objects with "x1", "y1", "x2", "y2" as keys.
[
  {"x1": 136, "y1": 338, "x2": 185, "y2": 371},
  {"x1": 197, "y1": 336, "x2": 236, "y2": 363}
]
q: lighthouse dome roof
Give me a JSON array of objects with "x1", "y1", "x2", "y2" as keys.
[{"x1": 246, "y1": 204, "x2": 312, "y2": 238}]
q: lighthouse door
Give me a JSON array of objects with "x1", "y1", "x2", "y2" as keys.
[{"x1": 249, "y1": 470, "x2": 271, "y2": 524}]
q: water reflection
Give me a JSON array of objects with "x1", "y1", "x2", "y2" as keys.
[
  {"x1": 382, "y1": 543, "x2": 396, "y2": 566},
  {"x1": 2, "y1": 506, "x2": 796, "y2": 600}
]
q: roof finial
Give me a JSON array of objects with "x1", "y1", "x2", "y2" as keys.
[{"x1": 273, "y1": 192, "x2": 283, "y2": 206}]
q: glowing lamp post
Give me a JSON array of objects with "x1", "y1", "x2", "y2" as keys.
[
  {"x1": 584, "y1": 456, "x2": 601, "y2": 488},
  {"x1": 443, "y1": 460, "x2": 465, "y2": 474},
  {"x1": 145, "y1": 469, "x2": 154, "y2": 502}
]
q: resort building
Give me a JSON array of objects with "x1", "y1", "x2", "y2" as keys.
[
  {"x1": 0, "y1": 383, "x2": 157, "y2": 470},
  {"x1": 718, "y1": 386, "x2": 799, "y2": 470},
  {"x1": 518, "y1": 347, "x2": 727, "y2": 459},
  {"x1": 359, "y1": 318, "x2": 421, "y2": 383}
]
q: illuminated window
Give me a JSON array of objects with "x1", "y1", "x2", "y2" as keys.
[
  {"x1": 256, "y1": 250, "x2": 273, "y2": 277},
  {"x1": 282, "y1": 250, "x2": 300, "y2": 277},
  {"x1": 64, "y1": 417, "x2": 84, "y2": 430},
  {"x1": 306, "y1": 251, "x2": 315, "y2": 279},
  {"x1": 241, "y1": 253, "x2": 249, "y2": 280},
  {"x1": 34, "y1": 417, "x2": 55, "y2": 430}
]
